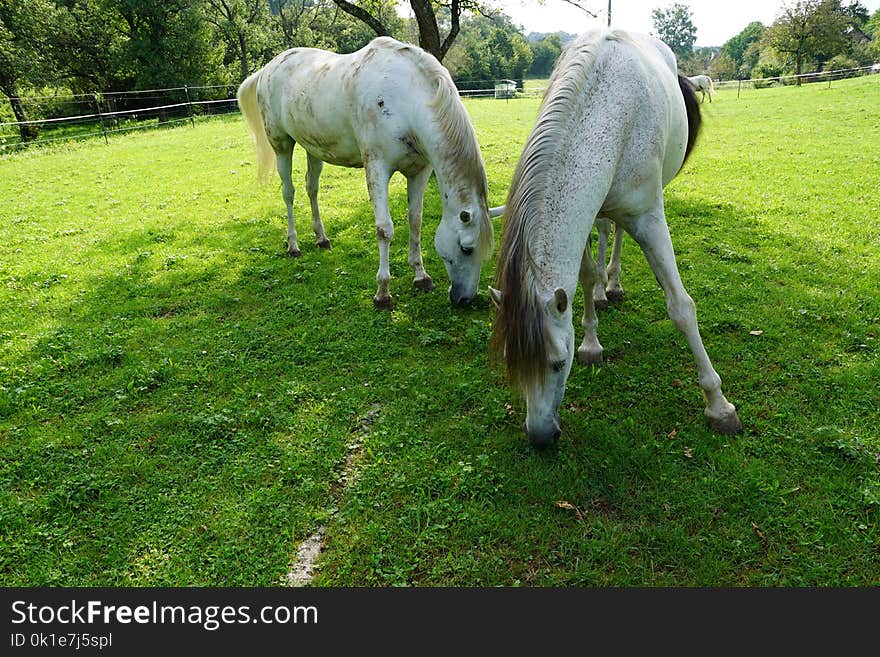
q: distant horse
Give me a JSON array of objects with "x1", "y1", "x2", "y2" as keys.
[
  {"x1": 687, "y1": 74, "x2": 715, "y2": 103},
  {"x1": 490, "y1": 29, "x2": 742, "y2": 448},
  {"x1": 237, "y1": 37, "x2": 494, "y2": 308}
]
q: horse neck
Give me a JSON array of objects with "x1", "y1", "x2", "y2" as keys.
[
  {"x1": 519, "y1": 140, "x2": 610, "y2": 300},
  {"x1": 414, "y1": 100, "x2": 486, "y2": 209},
  {"x1": 527, "y1": 195, "x2": 592, "y2": 300}
]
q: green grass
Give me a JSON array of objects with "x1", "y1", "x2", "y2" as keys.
[{"x1": 1, "y1": 76, "x2": 879, "y2": 586}]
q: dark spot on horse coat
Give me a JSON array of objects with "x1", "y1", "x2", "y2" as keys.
[{"x1": 400, "y1": 134, "x2": 421, "y2": 155}]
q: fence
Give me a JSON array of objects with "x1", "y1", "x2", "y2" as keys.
[
  {"x1": 713, "y1": 63, "x2": 878, "y2": 96},
  {"x1": 2, "y1": 63, "x2": 877, "y2": 152},
  {"x1": 0, "y1": 84, "x2": 240, "y2": 151}
]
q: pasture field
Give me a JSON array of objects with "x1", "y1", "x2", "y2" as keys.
[{"x1": 1, "y1": 75, "x2": 878, "y2": 586}]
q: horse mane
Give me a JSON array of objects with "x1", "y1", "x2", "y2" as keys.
[
  {"x1": 491, "y1": 29, "x2": 618, "y2": 389},
  {"x1": 378, "y1": 38, "x2": 493, "y2": 259}
]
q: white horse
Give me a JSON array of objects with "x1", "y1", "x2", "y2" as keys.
[
  {"x1": 489, "y1": 29, "x2": 742, "y2": 448},
  {"x1": 489, "y1": 208, "x2": 626, "y2": 309},
  {"x1": 687, "y1": 74, "x2": 715, "y2": 103},
  {"x1": 237, "y1": 37, "x2": 494, "y2": 308}
]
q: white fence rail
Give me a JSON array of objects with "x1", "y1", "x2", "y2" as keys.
[{"x1": 1, "y1": 64, "x2": 877, "y2": 151}]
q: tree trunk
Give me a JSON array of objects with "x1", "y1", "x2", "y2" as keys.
[
  {"x1": 239, "y1": 32, "x2": 249, "y2": 81},
  {"x1": 6, "y1": 93, "x2": 39, "y2": 143},
  {"x1": 332, "y1": 0, "x2": 460, "y2": 63},
  {"x1": 410, "y1": 0, "x2": 443, "y2": 60},
  {"x1": 332, "y1": 0, "x2": 389, "y2": 38}
]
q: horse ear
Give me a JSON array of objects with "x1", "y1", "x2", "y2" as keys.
[
  {"x1": 489, "y1": 286, "x2": 503, "y2": 308},
  {"x1": 552, "y1": 288, "x2": 568, "y2": 315}
]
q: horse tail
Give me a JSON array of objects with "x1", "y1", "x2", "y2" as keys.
[
  {"x1": 237, "y1": 69, "x2": 275, "y2": 184},
  {"x1": 677, "y1": 73, "x2": 701, "y2": 167}
]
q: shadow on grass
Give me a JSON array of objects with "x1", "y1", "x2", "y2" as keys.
[{"x1": 3, "y1": 190, "x2": 878, "y2": 586}]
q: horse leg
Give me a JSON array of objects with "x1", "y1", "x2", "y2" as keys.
[
  {"x1": 578, "y1": 241, "x2": 604, "y2": 365},
  {"x1": 305, "y1": 153, "x2": 331, "y2": 250},
  {"x1": 364, "y1": 159, "x2": 395, "y2": 310},
  {"x1": 275, "y1": 145, "x2": 301, "y2": 257},
  {"x1": 593, "y1": 217, "x2": 610, "y2": 310},
  {"x1": 406, "y1": 165, "x2": 435, "y2": 292},
  {"x1": 627, "y1": 206, "x2": 742, "y2": 434},
  {"x1": 605, "y1": 220, "x2": 625, "y2": 303}
]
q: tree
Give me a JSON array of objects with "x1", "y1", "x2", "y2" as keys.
[
  {"x1": 0, "y1": 0, "x2": 56, "y2": 141},
  {"x1": 52, "y1": 0, "x2": 128, "y2": 94},
  {"x1": 332, "y1": 0, "x2": 491, "y2": 62},
  {"x1": 761, "y1": 0, "x2": 850, "y2": 81},
  {"x1": 529, "y1": 33, "x2": 563, "y2": 77},
  {"x1": 867, "y1": 9, "x2": 880, "y2": 59},
  {"x1": 720, "y1": 21, "x2": 765, "y2": 77},
  {"x1": 707, "y1": 52, "x2": 737, "y2": 81},
  {"x1": 113, "y1": 0, "x2": 224, "y2": 90},
  {"x1": 651, "y1": 2, "x2": 696, "y2": 61},
  {"x1": 203, "y1": 0, "x2": 275, "y2": 81},
  {"x1": 442, "y1": 12, "x2": 532, "y2": 85}
]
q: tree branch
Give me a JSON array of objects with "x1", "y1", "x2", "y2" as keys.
[
  {"x1": 557, "y1": 0, "x2": 598, "y2": 19},
  {"x1": 331, "y1": 0, "x2": 389, "y2": 37}
]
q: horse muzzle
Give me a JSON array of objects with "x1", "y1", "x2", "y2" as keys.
[
  {"x1": 524, "y1": 418, "x2": 562, "y2": 450},
  {"x1": 448, "y1": 285, "x2": 475, "y2": 307}
]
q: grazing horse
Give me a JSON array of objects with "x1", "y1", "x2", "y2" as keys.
[
  {"x1": 490, "y1": 29, "x2": 742, "y2": 448},
  {"x1": 237, "y1": 37, "x2": 493, "y2": 308},
  {"x1": 687, "y1": 74, "x2": 715, "y2": 103}
]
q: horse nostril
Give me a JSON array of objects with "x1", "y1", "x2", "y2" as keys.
[{"x1": 460, "y1": 245, "x2": 474, "y2": 256}]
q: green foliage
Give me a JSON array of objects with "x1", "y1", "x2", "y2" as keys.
[
  {"x1": 0, "y1": 0, "x2": 56, "y2": 94},
  {"x1": 651, "y1": 2, "x2": 697, "y2": 60},
  {"x1": 1, "y1": 77, "x2": 879, "y2": 586},
  {"x1": 719, "y1": 21, "x2": 766, "y2": 79},
  {"x1": 761, "y1": 0, "x2": 859, "y2": 76},
  {"x1": 528, "y1": 34, "x2": 563, "y2": 78},
  {"x1": 445, "y1": 13, "x2": 533, "y2": 85},
  {"x1": 115, "y1": 0, "x2": 226, "y2": 89}
]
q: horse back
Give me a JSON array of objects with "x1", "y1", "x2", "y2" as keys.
[
  {"x1": 256, "y1": 39, "x2": 436, "y2": 169},
  {"x1": 568, "y1": 32, "x2": 689, "y2": 209}
]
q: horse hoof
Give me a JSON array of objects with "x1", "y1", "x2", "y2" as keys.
[
  {"x1": 593, "y1": 298, "x2": 609, "y2": 311},
  {"x1": 373, "y1": 295, "x2": 394, "y2": 311},
  {"x1": 606, "y1": 289, "x2": 624, "y2": 304},
  {"x1": 706, "y1": 410, "x2": 743, "y2": 435},
  {"x1": 288, "y1": 248, "x2": 302, "y2": 258},
  {"x1": 317, "y1": 238, "x2": 332, "y2": 250},
  {"x1": 414, "y1": 276, "x2": 435, "y2": 292},
  {"x1": 577, "y1": 347, "x2": 603, "y2": 365}
]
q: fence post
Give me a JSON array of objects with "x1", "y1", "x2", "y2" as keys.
[
  {"x1": 93, "y1": 92, "x2": 109, "y2": 144},
  {"x1": 184, "y1": 85, "x2": 195, "y2": 127},
  {"x1": 737, "y1": 79, "x2": 741, "y2": 99}
]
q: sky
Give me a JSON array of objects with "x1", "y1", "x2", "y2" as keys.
[{"x1": 489, "y1": 0, "x2": 880, "y2": 47}]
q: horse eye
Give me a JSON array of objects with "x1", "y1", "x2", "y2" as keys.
[
  {"x1": 551, "y1": 361, "x2": 565, "y2": 373},
  {"x1": 460, "y1": 211, "x2": 471, "y2": 223}
]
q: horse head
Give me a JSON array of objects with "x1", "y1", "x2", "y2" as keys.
[
  {"x1": 490, "y1": 285, "x2": 575, "y2": 448},
  {"x1": 435, "y1": 199, "x2": 492, "y2": 306}
]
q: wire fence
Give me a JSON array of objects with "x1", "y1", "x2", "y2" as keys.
[
  {"x1": 1, "y1": 64, "x2": 877, "y2": 152},
  {"x1": 0, "y1": 84, "x2": 240, "y2": 151},
  {"x1": 713, "y1": 63, "x2": 879, "y2": 95}
]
